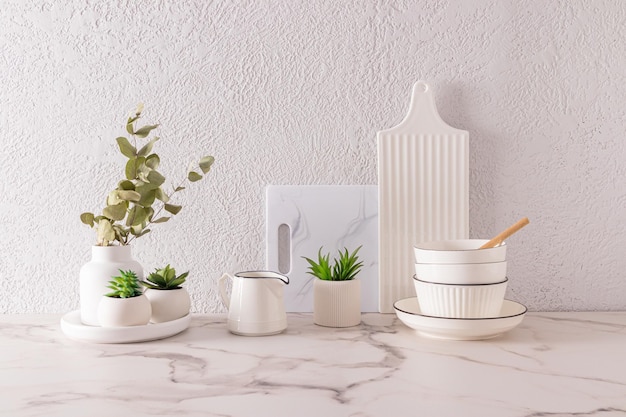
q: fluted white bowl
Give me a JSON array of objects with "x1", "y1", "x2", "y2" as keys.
[
  {"x1": 414, "y1": 277, "x2": 508, "y2": 318},
  {"x1": 414, "y1": 261, "x2": 507, "y2": 285},
  {"x1": 414, "y1": 239, "x2": 506, "y2": 264}
]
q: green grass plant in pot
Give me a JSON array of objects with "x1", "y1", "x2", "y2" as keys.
[
  {"x1": 97, "y1": 270, "x2": 152, "y2": 327},
  {"x1": 141, "y1": 265, "x2": 191, "y2": 323},
  {"x1": 303, "y1": 246, "x2": 363, "y2": 327},
  {"x1": 78, "y1": 104, "x2": 214, "y2": 326}
]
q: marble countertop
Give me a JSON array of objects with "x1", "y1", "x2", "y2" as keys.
[{"x1": 2, "y1": 312, "x2": 626, "y2": 417}]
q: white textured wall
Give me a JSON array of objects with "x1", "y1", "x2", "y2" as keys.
[{"x1": 1, "y1": 1, "x2": 624, "y2": 313}]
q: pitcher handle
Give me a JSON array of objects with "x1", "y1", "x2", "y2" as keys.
[{"x1": 218, "y1": 273, "x2": 232, "y2": 309}]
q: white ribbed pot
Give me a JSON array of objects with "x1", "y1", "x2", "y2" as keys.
[
  {"x1": 79, "y1": 246, "x2": 143, "y2": 326},
  {"x1": 144, "y1": 288, "x2": 191, "y2": 323},
  {"x1": 313, "y1": 279, "x2": 361, "y2": 327},
  {"x1": 97, "y1": 294, "x2": 152, "y2": 327}
]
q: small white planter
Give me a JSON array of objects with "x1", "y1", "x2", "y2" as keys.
[
  {"x1": 79, "y1": 245, "x2": 143, "y2": 326},
  {"x1": 144, "y1": 288, "x2": 191, "y2": 323},
  {"x1": 97, "y1": 294, "x2": 152, "y2": 327},
  {"x1": 313, "y1": 279, "x2": 361, "y2": 328}
]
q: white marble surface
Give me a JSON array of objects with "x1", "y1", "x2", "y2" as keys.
[{"x1": 1, "y1": 312, "x2": 626, "y2": 417}]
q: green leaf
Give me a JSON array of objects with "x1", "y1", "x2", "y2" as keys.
[
  {"x1": 80, "y1": 212, "x2": 94, "y2": 227},
  {"x1": 126, "y1": 121, "x2": 134, "y2": 135},
  {"x1": 125, "y1": 156, "x2": 146, "y2": 180},
  {"x1": 174, "y1": 186, "x2": 185, "y2": 192},
  {"x1": 103, "y1": 203, "x2": 127, "y2": 221},
  {"x1": 138, "y1": 137, "x2": 159, "y2": 157},
  {"x1": 116, "y1": 137, "x2": 136, "y2": 158},
  {"x1": 188, "y1": 171, "x2": 203, "y2": 182},
  {"x1": 118, "y1": 180, "x2": 135, "y2": 191},
  {"x1": 199, "y1": 155, "x2": 215, "y2": 174},
  {"x1": 96, "y1": 219, "x2": 115, "y2": 246},
  {"x1": 137, "y1": 188, "x2": 156, "y2": 207},
  {"x1": 126, "y1": 206, "x2": 148, "y2": 226},
  {"x1": 152, "y1": 216, "x2": 170, "y2": 224},
  {"x1": 155, "y1": 187, "x2": 169, "y2": 203},
  {"x1": 147, "y1": 170, "x2": 166, "y2": 187},
  {"x1": 134, "y1": 124, "x2": 159, "y2": 138},
  {"x1": 164, "y1": 204, "x2": 182, "y2": 215},
  {"x1": 117, "y1": 190, "x2": 141, "y2": 202},
  {"x1": 145, "y1": 154, "x2": 160, "y2": 170}
]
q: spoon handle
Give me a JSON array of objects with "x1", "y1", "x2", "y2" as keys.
[{"x1": 480, "y1": 217, "x2": 530, "y2": 249}]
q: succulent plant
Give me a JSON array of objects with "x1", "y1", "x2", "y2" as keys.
[
  {"x1": 141, "y1": 265, "x2": 188, "y2": 290},
  {"x1": 303, "y1": 246, "x2": 364, "y2": 281},
  {"x1": 105, "y1": 270, "x2": 144, "y2": 298},
  {"x1": 80, "y1": 104, "x2": 214, "y2": 246}
]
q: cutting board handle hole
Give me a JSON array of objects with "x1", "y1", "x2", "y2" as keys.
[{"x1": 277, "y1": 223, "x2": 291, "y2": 274}]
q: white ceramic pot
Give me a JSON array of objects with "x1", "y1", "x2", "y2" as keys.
[
  {"x1": 313, "y1": 279, "x2": 361, "y2": 328},
  {"x1": 79, "y1": 246, "x2": 143, "y2": 326},
  {"x1": 97, "y1": 294, "x2": 152, "y2": 327},
  {"x1": 144, "y1": 288, "x2": 191, "y2": 323}
]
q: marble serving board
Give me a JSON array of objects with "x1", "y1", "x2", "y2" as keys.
[{"x1": 266, "y1": 185, "x2": 378, "y2": 312}]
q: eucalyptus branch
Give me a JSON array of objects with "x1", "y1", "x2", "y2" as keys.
[{"x1": 80, "y1": 104, "x2": 214, "y2": 246}]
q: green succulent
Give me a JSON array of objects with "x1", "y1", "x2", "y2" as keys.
[
  {"x1": 141, "y1": 265, "x2": 188, "y2": 290},
  {"x1": 80, "y1": 103, "x2": 215, "y2": 246},
  {"x1": 303, "y1": 246, "x2": 364, "y2": 281},
  {"x1": 105, "y1": 270, "x2": 144, "y2": 298}
]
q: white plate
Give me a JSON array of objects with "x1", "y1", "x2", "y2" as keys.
[
  {"x1": 60, "y1": 310, "x2": 191, "y2": 344},
  {"x1": 394, "y1": 298, "x2": 527, "y2": 340}
]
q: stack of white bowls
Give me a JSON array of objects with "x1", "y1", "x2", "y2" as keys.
[{"x1": 413, "y1": 239, "x2": 507, "y2": 318}]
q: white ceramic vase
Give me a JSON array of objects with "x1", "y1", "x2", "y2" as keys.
[
  {"x1": 313, "y1": 279, "x2": 361, "y2": 327},
  {"x1": 144, "y1": 288, "x2": 191, "y2": 323},
  {"x1": 97, "y1": 294, "x2": 152, "y2": 327},
  {"x1": 79, "y1": 245, "x2": 143, "y2": 326}
]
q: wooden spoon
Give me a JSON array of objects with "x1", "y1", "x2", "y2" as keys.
[{"x1": 479, "y1": 217, "x2": 530, "y2": 249}]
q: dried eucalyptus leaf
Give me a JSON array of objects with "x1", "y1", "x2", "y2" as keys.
[
  {"x1": 117, "y1": 190, "x2": 141, "y2": 202},
  {"x1": 103, "y1": 203, "x2": 127, "y2": 221},
  {"x1": 152, "y1": 216, "x2": 170, "y2": 224},
  {"x1": 80, "y1": 212, "x2": 94, "y2": 227},
  {"x1": 134, "y1": 124, "x2": 159, "y2": 139},
  {"x1": 116, "y1": 137, "x2": 136, "y2": 158},
  {"x1": 138, "y1": 137, "x2": 160, "y2": 157},
  {"x1": 145, "y1": 207, "x2": 154, "y2": 221},
  {"x1": 147, "y1": 170, "x2": 166, "y2": 187},
  {"x1": 138, "y1": 189, "x2": 156, "y2": 207},
  {"x1": 97, "y1": 219, "x2": 115, "y2": 245},
  {"x1": 188, "y1": 171, "x2": 202, "y2": 182},
  {"x1": 155, "y1": 187, "x2": 169, "y2": 203},
  {"x1": 199, "y1": 155, "x2": 215, "y2": 174},
  {"x1": 164, "y1": 204, "x2": 182, "y2": 215},
  {"x1": 126, "y1": 206, "x2": 148, "y2": 227},
  {"x1": 118, "y1": 180, "x2": 135, "y2": 191},
  {"x1": 125, "y1": 156, "x2": 146, "y2": 180},
  {"x1": 146, "y1": 154, "x2": 160, "y2": 170}
]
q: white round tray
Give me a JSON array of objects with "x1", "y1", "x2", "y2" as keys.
[{"x1": 60, "y1": 310, "x2": 191, "y2": 344}]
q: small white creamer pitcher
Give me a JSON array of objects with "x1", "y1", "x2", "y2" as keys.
[{"x1": 219, "y1": 270, "x2": 289, "y2": 336}]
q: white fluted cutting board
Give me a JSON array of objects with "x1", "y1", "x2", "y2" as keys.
[
  {"x1": 378, "y1": 81, "x2": 469, "y2": 313},
  {"x1": 266, "y1": 185, "x2": 378, "y2": 312}
]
